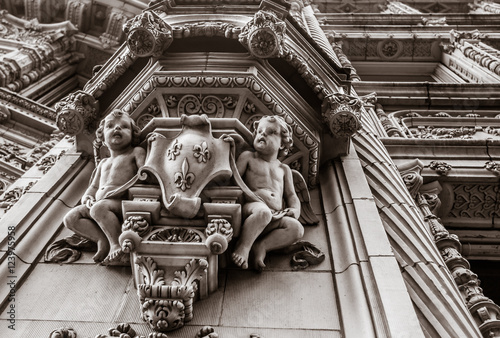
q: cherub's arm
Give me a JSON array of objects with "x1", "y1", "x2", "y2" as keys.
[
  {"x1": 236, "y1": 150, "x2": 252, "y2": 178},
  {"x1": 81, "y1": 159, "x2": 104, "y2": 208},
  {"x1": 283, "y1": 164, "x2": 301, "y2": 219},
  {"x1": 134, "y1": 146, "x2": 146, "y2": 168}
]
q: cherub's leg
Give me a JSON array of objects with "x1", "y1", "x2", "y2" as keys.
[
  {"x1": 64, "y1": 205, "x2": 109, "y2": 263},
  {"x1": 232, "y1": 202, "x2": 272, "y2": 269},
  {"x1": 252, "y1": 216, "x2": 304, "y2": 271},
  {"x1": 89, "y1": 199, "x2": 123, "y2": 264}
]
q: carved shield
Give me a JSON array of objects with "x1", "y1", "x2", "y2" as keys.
[{"x1": 139, "y1": 114, "x2": 232, "y2": 218}]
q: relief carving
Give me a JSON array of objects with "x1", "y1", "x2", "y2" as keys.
[
  {"x1": 55, "y1": 90, "x2": 99, "y2": 135},
  {"x1": 123, "y1": 10, "x2": 173, "y2": 58},
  {"x1": 239, "y1": 10, "x2": 286, "y2": 59},
  {"x1": 321, "y1": 93, "x2": 363, "y2": 138}
]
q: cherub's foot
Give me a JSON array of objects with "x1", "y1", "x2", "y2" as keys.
[
  {"x1": 252, "y1": 242, "x2": 267, "y2": 272},
  {"x1": 101, "y1": 247, "x2": 124, "y2": 265},
  {"x1": 232, "y1": 251, "x2": 249, "y2": 270},
  {"x1": 93, "y1": 240, "x2": 109, "y2": 263}
]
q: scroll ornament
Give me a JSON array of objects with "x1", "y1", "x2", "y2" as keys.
[
  {"x1": 55, "y1": 91, "x2": 99, "y2": 135},
  {"x1": 123, "y1": 10, "x2": 173, "y2": 58}
]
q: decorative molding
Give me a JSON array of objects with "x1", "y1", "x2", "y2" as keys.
[
  {"x1": 147, "y1": 228, "x2": 203, "y2": 242},
  {"x1": 35, "y1": 150, "x2": 66, "y2": 174},
  {"x1": 123, "y1": 11, "x2": 173, "y2": 58}
]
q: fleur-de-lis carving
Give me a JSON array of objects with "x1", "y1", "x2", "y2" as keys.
[
  {"x1": 193, "y1": 141, "x2": 210, "y2": 163},
  {"x1": 174, "y1": 158, "x2": 195, "y2": 191},
  {"x1": 167, "y1": 139, "x2": 182, "y2": 161}
]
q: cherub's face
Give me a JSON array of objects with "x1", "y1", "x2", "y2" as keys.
[
  {"x1": 103, "y1": 115, "x2": 133, "y2": 150},
  {"x1": 253, "y1": 119, "x2": 282, "y2": 156}
]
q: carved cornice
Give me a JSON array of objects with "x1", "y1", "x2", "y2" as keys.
[{"x1": 0, "y1": 88, "x2": 56, "y2": 121}]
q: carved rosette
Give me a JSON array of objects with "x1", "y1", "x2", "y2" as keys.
[
  {"x1": 136, "y1": 256, "x2": 208, "y2": 332},
  {"x1": 123, "y1": 11, "x2": 173, "y2": 58},
  {"x1": 55, "y1": 91, "x2": 99, "y2": 136},
  {"x1": 239, "y1": 10, "x2": 286, "y2": 59},
  {"x1": 205, "y1": 218, "x2": 233, "y2": 254},
  {"x1": 321, "y1": 93, "x2": 362, "y2": 138}
]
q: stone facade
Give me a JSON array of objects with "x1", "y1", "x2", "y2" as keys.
[{"x1": 0, "y1": 0, "x2": 499, "y2": 337}]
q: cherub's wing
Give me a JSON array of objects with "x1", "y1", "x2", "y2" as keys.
[{"x1": 292, "y1": 169, "x2": 319, "y2": 225}]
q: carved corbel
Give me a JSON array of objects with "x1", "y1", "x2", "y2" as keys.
[
  {"x1": 136, "y1": 256, "x2": 208, "y2": 332},
  {"x1": 55, "y1": 90, "x2": 99, "y2": 136},
  {"x1": 238, "y1": 9, "x2": 286, "y2": 59},
  {"x1": 321, "y1": 93, "x2": 363, "y2": 138},
  {"x1": 397, "y1": 159, "x2": 424, "y2": 198},
  {"x1": 123, "y1": 11, "x2": 173, "y2": 58},
  {"x1": 205, "y1": 218, "x2": 233, "y2": 254},
  {"x1": 120, "y1": 215, "x2": 152, "y2": 253}
]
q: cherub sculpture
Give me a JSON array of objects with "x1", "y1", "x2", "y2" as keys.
[
  {"x1": 63, "y1": 110, "x2": 146, "y2": 264},
  {"x1": 232, "y1": 115, "x2": 305, "y2": 270}
]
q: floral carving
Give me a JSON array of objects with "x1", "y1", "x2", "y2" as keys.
[
  {"x1": 193, "y1": 141, "x2": 210, "y2": 163},
  {"x1": 196, "y1": 326, "x2": 219, "y2": 338},
  {"x1": 122, "y1": 215, "x2": 151, "y2": 237},
  {"x1": 174, "y1": 158, "x2": 195, "y2": 191},
  {"x1": 147, "y1": 228, "x2": 202, "y2": 242},
  {"x1": 45, "y1": 234, "x2": 97, "y2": 264},
  {"x1": 239, "y1": 10, "x2": 286, "y2": 58},
  {"x1": 485, "y1": 161, "x2": 500, "y2": 175},
  {"x1": 123, "y1": 11, "x2": 173, "y2": 58},
  {"x1": 55, "y1": 90, "x2": 99, "y2": 135},
  {"x1": 205, "y1": 219, "x2": 233, "y2": 254},
  {"x1": 49, "y1": 327, "x2": 77, "y2": 338},
  {"x1": 35, "y1": 151, "x2": 65, "y2": 174},
  {"x1": 167, "y1": 139, "x2": 182, "y2": 161},
  {"x1": 0, "y1": 181, "x2": 35, "y2": 212},
  {"x1": 429, "y1": 161, "x2": 452, "y2": 175}
]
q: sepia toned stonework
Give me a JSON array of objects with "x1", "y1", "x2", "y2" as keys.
[{"x1": 0, "y1": 0, "x2": 499, "y2": 337}]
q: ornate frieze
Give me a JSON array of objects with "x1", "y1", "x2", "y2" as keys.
[
  {"x1": 239, "y1": 10, "x2": 286, "y2": 59},
  {"x1": 55, "y1": 90, "x2": 99, "y2": 135},
  {"x1": 123, "y1": 10, "x2": 173, "y2": 58}
]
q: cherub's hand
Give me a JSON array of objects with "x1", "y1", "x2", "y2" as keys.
[
  {"x1": 285, "y1": 208, "x2": 300, "y2": 219},
  {"x1": 82, "y1": 195, "x2": 95, "y2": 209},
  {"x1": 220, "y1": 134, "x2": 235, "y2": 146}
]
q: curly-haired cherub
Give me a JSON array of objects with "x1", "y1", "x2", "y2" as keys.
[
  {"x1": 63, "y1": 110, "x2": 146, "y2": 264},
  {"x1": 232, "y1": 115, "x2": 304, "y2": 270}
]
